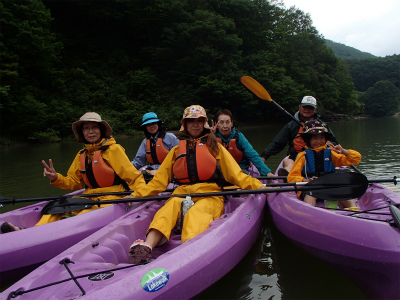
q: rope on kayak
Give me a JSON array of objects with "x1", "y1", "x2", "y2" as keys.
[
  {"x1": 7, "y1": 258, "x2": 149, "y2": 299},
  {"x1": 320, "y1": 203, "x2": 400, "y2": 227},
  {"x1": 60, "y1": 258, "x2": 86, "y2": 296}
]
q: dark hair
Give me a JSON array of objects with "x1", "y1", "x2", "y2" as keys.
[
  {"x1": 302, "y1": 132, "x2": 330, "y2": 148},
  {"x1": 78, "y1": 122, "x2": 107, "y2": 144},
  {"x1": 143, "y1": 121, "x2": 164, "y2": 138},
  {"x1": 213, "y1": 109, "x2": 235, "y2": 127}
]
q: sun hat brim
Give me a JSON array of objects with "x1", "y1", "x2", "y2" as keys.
[
  {"x1": 71, "y1": 112, "x2": 112, "y2": 142},
  {"x1": 141, "y1": 118, "x2": 161, "y2": 127}
]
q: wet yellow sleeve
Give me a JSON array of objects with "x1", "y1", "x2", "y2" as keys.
[
  {"x1": 331, "y1": 149, "x2": 361, "y2": 167},
  {"x1": 133, "y1": 146, "x2": 178, "y2": 198},
  {"x1": 217, "y1": 145, "x2": 264, "y2": 190},
  {"x1": 50, "y1": 152, "x2": 85, "y2": 190},
  {"x1": 288, "y1": 151, "x2": 306, "y2": 183}
]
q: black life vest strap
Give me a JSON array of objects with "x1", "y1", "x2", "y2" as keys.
[{"x1": 81, "y1": 144, "x2": 129, "y2": 191}]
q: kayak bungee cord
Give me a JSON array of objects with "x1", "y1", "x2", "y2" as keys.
[
  {"x1": 7, "y1": 258, "x2": 149, "y2": 299},
  {"x1": 318, "y1": 203, "x2": 400, "y2": 227},
  {"x1": 60, "y1": 259, "x2": 85, "y2": 296}
]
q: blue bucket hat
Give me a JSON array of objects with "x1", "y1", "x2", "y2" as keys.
[{"x1": 141, "y1": 112, "x2": 162, "y2": 127}]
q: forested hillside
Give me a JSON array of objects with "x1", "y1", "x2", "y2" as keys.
[
  {"x1": 0, "y1": 0, "x2": 382, "y2": 143},
  {"x1": 324, "y1": 39, "x2": 400, "y2": 117},
  {"x1": 347, "y1": 55, "x2": 400, "y2": 117},
  {"x1": 325, "y1": 40, "x2": 376, "y2": 60}
]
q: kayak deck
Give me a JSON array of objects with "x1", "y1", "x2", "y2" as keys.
[
  {"x1": 3, "y1": 193, "x2": 267, "y2": 300},
  {"x1": 268, "y1": 178, "x2": 400, "y2": 299}
]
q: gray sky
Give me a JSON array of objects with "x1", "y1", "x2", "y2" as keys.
[{"x1": 280, "y1": 0, "x2": 400, "y2": 57}]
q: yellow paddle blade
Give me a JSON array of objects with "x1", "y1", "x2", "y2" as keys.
[{"x1": 240, "y1": 76, "x2": 272, "y2": 102}]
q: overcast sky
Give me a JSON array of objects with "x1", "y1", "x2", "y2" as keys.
[{"x1": 280, "y1": 0, "x2": 400, "y2": 57}]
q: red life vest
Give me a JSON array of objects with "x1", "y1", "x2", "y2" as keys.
[
  {"x1": 145, "y1": 133, "x2": 170, "y2": 165},
  {"x1": 173, "y1": 138, "x2": 219, "y2": 184},
  {"x1": 293, "y1": 125, "x2": 305, "y2": 153},
  {"x1": 79, "y1": 146, "x2": 124, "y2": 189},
  {"x1": 216, "y1": 130, "x2": 244, "y2": 162}
]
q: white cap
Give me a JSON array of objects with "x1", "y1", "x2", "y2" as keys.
[{"x1": 300, "y1": 96, "x2": 317, "y2": 108}]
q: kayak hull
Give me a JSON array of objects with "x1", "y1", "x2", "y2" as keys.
[
  {"x1": 0, "y1": 201, "x2": 132, "y2": 280},
  {"x1": 2, "y1": 192, "x2": 267, "y2": 299},
  {"x1": 270, "y1": 162, "x2": 400, "y2": 299}
]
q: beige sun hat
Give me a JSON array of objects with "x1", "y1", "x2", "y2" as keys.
[
  {"x1": 71, "y1": 112, "x2": 112, "y2": 142},
  {"x1": 179, "y1": 105, "x2": 211, "y2": 133}
]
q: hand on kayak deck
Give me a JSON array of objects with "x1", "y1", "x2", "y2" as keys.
[
  {"x1": 123, "y1": 194, "x2": 135, "y2": 206},
  {"x1": 42, "y1": 159, "x2": 58, "y2": 182},
  {"x1": 260, "y1": 185, "x2": 272, "y2": 197},
  {"x1": 303, "y1": 176, "x2": 318, "y2": 182}
]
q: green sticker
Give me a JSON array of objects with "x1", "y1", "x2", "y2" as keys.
[{"x1": 141, "y1": 268, "x2": 169, "y2": 292}]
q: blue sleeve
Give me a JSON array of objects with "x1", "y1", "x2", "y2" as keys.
[
  {"x1": 163, "y1": 132, "x2": 179, "y2": 149},
  {"x1": 131, "y1": 139, "x2": 147, "y2": 169},
  {"x1": 237, "y1": 132, "x2": 272, "y2": 175}
]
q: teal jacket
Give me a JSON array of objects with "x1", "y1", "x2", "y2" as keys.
[{"x1": 215, "y1": 128, "x2": 271, "y2": 176}]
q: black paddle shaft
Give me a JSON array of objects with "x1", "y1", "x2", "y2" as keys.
[
  {"x1": 41, "y1": 173, "x2": 369, "y2": 215},
  {"x1": 271, "y1": 100, "x2": 303, "y2": 127}
]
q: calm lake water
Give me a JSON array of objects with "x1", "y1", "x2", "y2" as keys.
[{"x1": 1, "y1": 116, "x2": 399, "y2": 298}]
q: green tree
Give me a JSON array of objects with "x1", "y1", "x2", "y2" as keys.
[
  {"x1": 359, "y1": 80, "x2": 400, "y2": 117},
  {"x1": 347, "y1": 55, "x2": 400, "y2": 92},
  {"x1": 0, "y1": 0, "x2": 62, "y2": 141},
  {"x1": 0, "y1": 0, "x2": 364, "y2": 143}
]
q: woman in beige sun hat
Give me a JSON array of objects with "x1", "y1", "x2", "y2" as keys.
[{"x1": 1, "y1": 112, "x2": 147, "y2": 233}]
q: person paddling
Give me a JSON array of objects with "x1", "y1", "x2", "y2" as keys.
[
  {"x1": 1, "y1": 112, "x2": 146, "y2": 233},
  {"x1": 127, "y1": 105, "x2": 270, "y2": 264},
  {"x1": 287, "y1": 120, "x2": 361, "y2": 209},
  {"x1": 261, "y1": 96, "x2": 337, "y2": 176},
  {"x1": 131, "y1": 112, "x2": 179, "y2": 177}
]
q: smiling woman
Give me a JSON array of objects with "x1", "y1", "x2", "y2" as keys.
[
  {"x1": 211, "y1": 109, "x2": 273, "y2": 177},
  {"x1": 127, "y1": 105, "x2": 269, "y2": 264},
  {"x1": 81, "y1": 122, "x2": 101, "y2": 144},
  {"x1": 131, "y1": 112, "x2": 179, "y2": 176},
  {"x1": 0, "y1": 112, "x2": 147, "y2": 233}
]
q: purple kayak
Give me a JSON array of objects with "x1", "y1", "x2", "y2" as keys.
[
  {"x1": 1, "y1": 189, "x2": 267, "y2": 299},
  {"x1": 269, "y1": 162, "x2": 400, "y2": 299},
  {"x1": 0, "y1": 194, "x2": 135, "y2": 280}
]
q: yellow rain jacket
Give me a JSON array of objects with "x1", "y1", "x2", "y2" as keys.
[
  {"x1": 37, "y1": 137, "x2": 146, "y2": 225},
  {"x1": 288, "y1": 144, "x2": 362, "y2": 196},
  {"x1": 133, "y1": 137, "x2": 264, "y2": 243}
]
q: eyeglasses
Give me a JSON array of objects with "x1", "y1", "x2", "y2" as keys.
[
  {"x1": 218, "y1": 120, "x2": 232, "y2": 126},
  {"x1": 82, "y1": 125, "x2": 100, "y2": 132}
]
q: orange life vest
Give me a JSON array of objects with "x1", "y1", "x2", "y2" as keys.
[
  {"x1": 145, "y1": 133, "x2": 170, "y2": 165},
  {"x1": 79, "y1": 146, "x2": 124, "y2": 189},
  {"x1": 216, "y1": 131, "x2": 244, "y2": 162},
  {"x1": 293, "y1": 125, "x2": 306, "y2": 153},
  {"x1": 173, "y1": 138, "x2": 219, "y2": 184}
]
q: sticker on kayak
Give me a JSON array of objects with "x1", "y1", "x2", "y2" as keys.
[
  {"x1": 141, "y1": 268, "x2": 169, "y2": 292},
  {"x1": 88, "y1": 271, "x2": 114, "y2": 281}
]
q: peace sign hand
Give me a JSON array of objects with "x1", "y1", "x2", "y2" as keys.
[
  {"x1": 327, "y1": 141, "x2": 349, "y2": 156},
  {"x1": 42, "y1": 159, "x2": 58, "y2": 182},
  {"x1": 210, "y1": 120, "x2": 219, "y2": 134}
]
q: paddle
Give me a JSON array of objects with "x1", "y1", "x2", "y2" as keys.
[
  {"x1": 389, "y1": 205, "x2": 400, "y2": 228},
  {"x1": 1, "y1": 175, "x2": 395, "y2": 208},
  {"x1": 240, "y1": 75, "x2": 375, "y2": 178},
  {"x1": 240, "y1": 76, "x2": 303, "y2": 126},
  {"x1": 41, "y1": 172, "x2": 369, "y2": 215}
]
